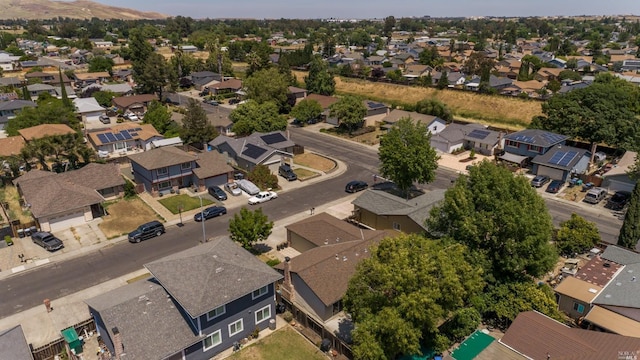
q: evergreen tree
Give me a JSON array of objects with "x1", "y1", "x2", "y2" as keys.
[
  {"x1": 437, "y1": 70, "x2": 449, "y2": 89},
  {"x1": 304, "y1": 55, "x2": 335, "y2": 95},
  {"x1": 58, "y1": 67, "x2": 72, "y2": 110},
  {"x1": 619, "y1": 182, "x2": 640, "y2": 249}
]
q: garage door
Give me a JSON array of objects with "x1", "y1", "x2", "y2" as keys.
[
  {"x1": 86, "y1": 115, "x2": 100, "y2": 123},
  {"x1": 49, "y1": 211, "x2": 86, "y2": 232},
  {"x1": 430, "y1": 139, "x2": 448, "y2": 153},
  {"x1": 204, "y1": 174, "x2": 227, "y2": 188},
  {"x1": 536, "y1": 166, "x2": 565, "y2": 181},
  {"x1": 607, "y1": 179, "x2": 635, "y2": 193}
]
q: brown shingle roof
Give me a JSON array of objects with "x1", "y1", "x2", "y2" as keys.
[
  {"x1": 554, "y1": 276, "x2": 602, "y2": 304},
  {"x1": 18, "y1": 124, "x2": 76, "y2": 141},
  {"x1": 74, "y1": 72, "x2": 110, "y2": 80},
  {"x1": 208, "y1": 79, "x2": 242, "y2": 90},
  {"x1": 192, "y1": 151, "x2": 233, "y2": 179},
  {"x1": 285, "y1": 212, "x2": 368, "y2": 247},
  {"x1": 58, "y1": 163, "x2": 124, "y2": 191},
  {"x1": 574, "y1": 255, "x2": 621, "y2": 287},
  {"x1": 305, "y1": 94, "x2": 339, "y2": 109},
  {"x1": 88, "y1": 123, "x2": 161, "y2": 146},
  {"x1": 112, "y1": 94, "x2": 157, "y2": 109},
  {"x1": 0, "y1": 136, "x2": 26, "y2": 157},
  {"x1": 128, "y1": 146, "x2": 195, "y2": 170}
]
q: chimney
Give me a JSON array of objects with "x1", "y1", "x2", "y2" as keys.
[
  {"x1": 112, "y1": 327, "x2": 124, "y2": 359},
  {"x1": 281, "y1": 257, "x2": 295, "y2": 302}
]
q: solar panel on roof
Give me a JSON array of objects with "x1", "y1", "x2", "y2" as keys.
[
  {"x1": 558, "y1": 151, "x2": 578, "y2": 167},
  {"x1": 114, "y1": 133, "x2": 124, "y2": 141},
  {"x1": 467, "y1": 129, "x2": 490, "y2": 140},
  {"x1": 105, "y1": 133, "x2": 117, "y2": 142},
  {"x1": 120, "y1": 131, "x2": 132, "y2": 140},
  {"x1": 367, "y1": 101, "x2": 386, "y2": 109},
  {"x1": 129, "y1": 132, "x2": 138, "y2": 137},
  {"x1": 242, "y1": 144, "x2": 267, "y2": 159},
  {"x1": 260, "y1": 133, "x2": 287, "y2": 145},
  {"x1": 134, "y1": 127, "x2": 142, "y2": 131},
  {"x1": 97, "y1": 134, "x2": 109, "y2": 144},
  {"x1": 541, "y1": 132, "x2": 565, "y2": 144},
  {"x1": 548, "y1": 152, "x2": 565, "y2": 165}
]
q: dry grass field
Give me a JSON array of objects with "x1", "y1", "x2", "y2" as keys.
[
  {"x1": 99, "y1": 198, "x2": 161, "y2": 238},
  {"x1": 294, "y1": 153, "x2": 336, "y2": 172},
  {"x1": 292, "y1": 71, "x2": 543, "y2": 130}
]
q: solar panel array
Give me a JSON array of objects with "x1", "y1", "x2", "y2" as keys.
[
  {"x1": 260, "y1": 133, "x2": 287, "y2": 145},
  {"x1": 512, "y1": 134, "x2": 534, "y2": 143},
  {"x1": 548, "y1": 150, "x2": 578, "y2": 167},
  {"x1": 367, "y1": 101, "x2": 386, "y2": 109},
  {"x1": 95, "y1": 128, "x2": 143, "y2": 144},
  {"x1": 242, "y1": 144, "x2": 267, "y2": 159},
  {"x1": 467, "y1": 129, "x2": 490, "y2": 140},
  {"x1": 540, "y1": 132, "x2": 566, "y2": 144}
]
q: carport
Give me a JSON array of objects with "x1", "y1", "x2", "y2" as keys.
[{"x1": 499, "y1": 152, "x2": 528, "y2": 167}]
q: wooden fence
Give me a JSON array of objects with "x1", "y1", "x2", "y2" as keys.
[{"x1": 31, "y1": 318, "x2": 96, "y2": 360}]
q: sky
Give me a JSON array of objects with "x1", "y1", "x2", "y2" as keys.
[{"x1": 91, "y1": 0, "x2": 640, "y2": 19}]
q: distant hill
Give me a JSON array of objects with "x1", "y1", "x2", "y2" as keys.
[{"x1": 0, "y1": 0, "x2": 167, "y2": 20}]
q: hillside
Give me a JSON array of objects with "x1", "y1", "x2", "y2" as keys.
[{"x1": 0, "y1": 0, "x2": 167, "y2": 20}]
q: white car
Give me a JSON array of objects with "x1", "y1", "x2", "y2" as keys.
[
  {"x1": 126, "y1": 113, "x2": 139, "y2": 121},
  {"x1": 248, "y1": 191, "x2": 278, "y2": 205}
]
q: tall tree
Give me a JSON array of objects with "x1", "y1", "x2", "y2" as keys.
[
  {"x1": 344, "y1": 234, "x2": 485, "y2": 359},
  {"x1": 555, "y1": 213, "x2": 601, "y2": 256},
  {"x1": 136, "y1": 52, "x2": 168, "y2": 99},
  {"x1": 289, "y1": 99, "x2": 323, "y2": 125},
  {"x1": 415, "y1": 98, "x2": 452, "y2": 122},
  {"x1": 304, "y1": 55, "x2": 335, "y2": 95},
  {"x1": 427, "y1": 161, "x2": 557, "y2": 283},
  {"x1": 128, "y1": 28, "x2": 154, "y2": 86},
  {"x1": 619, "y1": 182, "x2": 640, "y2": 249},
  {"x1": 244, "y1": 67, "x2": 290, "y2": 112},
  {"x1": 378, "y1": 117, "x2": 439, "y2": 195},
  {"x1": 180, "y1": 99, "x2": 217, "y2": 146},
  {"x1": 230, "y1": 100, "x2": 287, "y2": 137},
  {"x1": 143, "y1": 101, "x2": 174, "y2": 135},
  {"x1": 383, "y1": 16, "x2": 396, "y2": 37},
  {"x1": 437, "y1": 70, "x2": 449, "y2": 89},
  {"x1": 228, "y1": 207, "x2": 274, "y2": 250},
  {"x1": 88, "y1": 56, "x2": 115, "y2": 74},
  {"x1": 329, "y1": 95, "x2": 366, "y2": 135}
]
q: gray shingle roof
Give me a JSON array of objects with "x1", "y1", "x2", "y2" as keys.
[
  {"x1": 0, "y1": 100, "x2": 36, "y2": 112},
  {"x1": 0, "y1": 325, "x2": 33, "y2": 360},
  {"x1": 145, "y1": 236, "x2": 282, "y2": 318},
  {"x1": 504, "y1": 129, "x2": 568, "y2": 147},
  {"x1": 209, "y1": 131, "x2": 294, "y2": 165},
  {"x1": 382, "y1": 109, "x2": 441, "y2": 127},
  {"x1": 601, "y1": 246, "x2": 640, "y2": 265},
  {"x1": 128, "y1": 146, "x2": 196, "y2": 170},
  {"x1": 531, "y1": 145, "x2": 589, "y2": 171},
  {"x1": 593, "y1": 262, "x2": 640, "y2": 309},
  {"x1": 432, "y1": 123, "x2": 466, "y2": 143}
]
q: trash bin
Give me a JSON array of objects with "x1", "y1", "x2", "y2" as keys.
[{"x1": 269, "y1": 319, "x2": 276, "y2": 330}]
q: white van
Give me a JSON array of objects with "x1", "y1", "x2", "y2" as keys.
[
  {"x1": 584, "y1": 187, "x2": 607, "y2": 204},
  {"x1": 235, "y1": 179, "x2": 260, "y2": 195}
]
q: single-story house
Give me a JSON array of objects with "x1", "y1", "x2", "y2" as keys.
[
  {"x1": 288, "y1": 86, "x2": 307, "y2": 103},
  {"x1": 0, "y1": 325, "x2": 33, "y2": 360},
  {"x1": 381, "y1": 109, "x2": 446, "y2": 135},
  {"x1": 463, "y1": 125, "x2": 504, "y2": 156},
  {"x1": 73, "y1": 97, "x2": 105, "y2": 123},
  {"x1": 352, "y1": 187, "x2": 446, "y2": 234},
  {"x1": 305, "y1": 94, "x2": 339, "y2": 123},
  {"x1": 26, "y1": 83, "x2": 56, "y2": 99},
  {"x1": 88, "y1": 123, "x2": 163, "y2": 156},
  {"x1": 86, "y1": 236, "x2": 282, "y2": 360},
  {"x1": 190, "y1": 71, "x2": 222, "y2": 91},
  {"x1": 531, "y1": 145, "x2": 590, "y2": 181},
  {"x1": 81, "y1": 83, "x2": 133, "y2": 96},
  {"x1": 0, "y1": 52, "x2": 21, "y2": 72},
  {"x1": 209, "y1": 131, "x2": 295, "y2": 173},
  {"x1": 0, "y1": 76, "x2": 23, "y2": 87},
  {"x1": 602, "y1": 151, "x2": 637, "y2": 193},
  {"x1": 18, "y1": 123, "x2": 76, "y2": 142},
  {"x1": 112, "y1": 94, "x2": 157, "y2": 114},
  {"x1": 363, "y1": 100, "x2": 389, "y2": 127},
  {"x1": 25, "y1": 71, "x2": 71, "y2": 86},
  {"x1": 430, "y1": 123, "x2": 466, "y2": 153},
  {"x1": 0, "y1": 100, "x2": 36, "y2": 129},
  {"x1": 13, "y1": 163, "x2": 124, "y2": 231},
  {"x1": 74, "y1": 71, "x2": 111, "y2": 87},
  {"x1": 128, "y1": 146, "x2": 233, "y2": 196},
  {"x1": 0, "y1": 136, "x2": 26, "y2": 157},
  {"x1": 207, "y1": 79, "x2": 243, "y2": 96}
]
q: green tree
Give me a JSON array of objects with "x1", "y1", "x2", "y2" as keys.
[
  {"x1": 383, "y1": 16, "x2": 396, "y2": 37},
  {"x1": 128, "y1": 28, "x2": 154, "y2": 86},
  {"x1": 180, "y1": 99, "x2": 217, "y2": 146},
  {"x1": 228, "y1": 207, "x2": 274, "y2": 250},
  {"x1": 379, "y1": 117, "x2": 439, "y2": 195},
  {"x1": 230, "y1": 100, "x2": 287, "y2": 137},
  {"x1": 415, "y1": 98, "x2": 452, "y2": 122},
  {"x1": 88, "y1": 56, "x2": 115, "y2": 73},
  {"x1": 619, "y1": 182, "x2": 640, "y2": 249},
  {"x1": 546, "y1": 79, "x2": 561, "y2": 94},
  {"x1": 136, "y1": 52, "x2": 168, "y2": 99},
  {"x1": 427, "y1": 161, "x2": 557, "y2": 283},
  {"x1": 329, "y1": 95, "x2": 366, "y2": 135},
  {"x1": 555, "y1": 213, "x2": 601, "y2": 256},
  {"x1": 247, "y1": 164, "x2": 278, "y2": 190},
  {"x1": 558, "y1": 70, "x2": 582, "y2": 81},
  {"x1": 437, "y1": 70, "x2": 449, "y2": 89},
  {"x1": 344, "y1": 234, "x2": 485, "y2": 359},
  {"x1": 289, "y1": 99, "x2": 322, "y2": 125},
  {"x1": 92, "y1": 90, "x2": 116, "y2": 108},
  {"x1": 304, "y1": 55, "x2": 335, "y2": 95},
  {"x1": 58, "y1": 67, "x2": 72, "y2": 110},
  {"x1": 440, "y1": 308, "x2": 482, "y2": 343},
  {"x1": 565, "y1": 58, "x2": 578, "y2": 70},
  {"x1": 143, "y1": 101, "x2": 174, "y2": 134},
  {"x1": 244, "y1": 68, "x2": 290, "y2": 112},
  {"x1": 5, "y1": 98, "x2": 78, "y2": 136}
]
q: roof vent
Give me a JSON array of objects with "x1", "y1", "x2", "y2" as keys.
[
  {"x1": 603, "y1": 262, "x2": 611, "y2": 268},
  {"x1": 633, "y1": 276, "x2": 637, "y2": 282},
  {"x1": 616, "y1": 282, "x2": 622, "y2": 286},
  {"x1": 588, "y1": 288, "x2": 598, "y2": 293},
  {"x1": 343, "y1": 256, "x2": 347, "y2": 262},
  {"x1": 336, "y1": 237, "x2": 341, "y2": 242},
  {"x1": 216, "y1": 267, "x2": 224, "y2": 273},
  {"x1": 335, "y1": 254, "x2": 339, "y2": 260}
]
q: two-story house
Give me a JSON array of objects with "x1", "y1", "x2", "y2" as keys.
[
  {"x1": 86, "y1": 236, "x2": 283, "y2": 360},
  {"x1": 501, "y1": 129, "x2": 568, "y2": 167}
]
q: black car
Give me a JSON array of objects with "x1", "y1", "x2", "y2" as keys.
[
  {"x1": 208, "y1": 186, "x2": 227, "y2": 201},
  {"x1": 31, "y1": 232, "x2": 64, "y2": 252},
  {"x1": 229, "y1": 98, "x2": 241, "y2": 105},
  {"x1": 345, "y1": 180, "x2": 368, "y2": 193},
  {"x1": 194, "y1": 206, "x2": 227, "y2": 221},
  {"x1": 606, "y1": 191, "x2": 632, "y2": 210},
  {"x1": 546, "y1": 180, "x2": 565, "y2": 194},
  {"x1": 278, "y1": 164, "x2": 297, "y2": 181},
  {"x1": 128, "y1": 221, "x2": 165, "y2": 243}
]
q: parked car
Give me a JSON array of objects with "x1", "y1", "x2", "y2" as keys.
[
  {"x1": 128, "y1": 221, "x2": 165, "y2": 243},
  {"x1": 31, "y1": 232, "x2": 64, "y2": 252},
  {"x1": 345, "y1": 180, "x2": 368, "y2": 193},
  {"x1": 584, "y1": 187, "x2": 607, "y2": 204},
  {"x1": 546, "y1": 180, "x2": 565, "y2": 194},
  {"x1": 248, "y1": 191, "x2": 278, "y2": 205},
  {"x1": 229, "y1": 98, "x2": 241, "y2": 105},
  {"x1": 194, "y1": 206, "x2": 227, "y2": 221},
  {"x1": 606, "y1": 191, "x2": 632, "y2": 210},
  {"x1": 225, "y1": 182, "x2": 242, "y2": 196},
  {"x1": 531, "y1": 175, "x2": 550, "y2": 188},
  {"x1": 236, "y1": 179, "x2": 260, "y2": 195},
  {"x1": 126, "y1": 113, "x2": 139, "y2": 121},
  {"x1": 278, "y1": 164, "x2": 297, "y2": 181},
  {"x1": 208, "y1": 186, "x2": 227, "y2": 201},
  {"x1": 99, "y1": 115, "x2": 111, "y2": 124},
  {"x1": 204, "y1": 99, "x2": 219, "y2": 106}
]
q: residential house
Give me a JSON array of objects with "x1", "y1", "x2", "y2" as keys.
[
  {"x1": 190, "y1": 71, "x2": 222, "y2": 91},
  {"x1": 26, "y1": 83, "x2": 56, "y2": 99},
  {"x1": 509, "y1": 80, "x2": 547, "y2": 98},
  {"x1": 0, "y1": 325, "x2": 33, "y2": 360},
  {"x1": 74, "y1": 72, "x2": 111, "y2": 87},
  {"x1": 393, "y1": 53, "x2": 414, "y2": 69},
  {"x1": 363, "y1": 100, "x2": 389, "y2": 127},
  {"x1": 381, "y1": 109, "x2": 446, "y2": 135},
  {"x1": 104, "y1": 53, "x2": 125, "y2": 65},
  {"x1": 0, "y1": 100, "x2": 36, "y2": 129},
  {"x1": 18, "y1": 124, "x2": 76, "y2": 142},
  {"x1": 402, "y1": 64, "x2": 431, "y2": 80},
  {"x1": 206, "y1": 111, "x2": 234, "y2": 137},
  {"x1": 93, "y1": 41, "x2": 113, "y2": 49},
  {"x1": 73, "y1": 97, "x2": 105, "y2": 123},
  {"x1": 602, "y1": 151, "x2": 637, "y2": 193},
  {"x1": 207, "y1": 79, "x2": 243, "y2": 96},
  {"x1": 352, "y1": 187, "x2": 446, "y2": 233},
  {"x1": 534, "y1": 67, "x2": 563, "y2": 82},
  {"x1": 81, "y1": 83, "x2": 133, "y2": 96},
  {"x1": 86, "y1": 236, "x2": 282, "y2": 360},
  {"x1": 0, "y1": 76, "x2": 22, "y2": 87},
  {"x1": 464, "y1": 75, "x2": 513, "y2": 92},
  {"x1": 88, "y1": 123, "x2": 163, "y2": 157},
  {"x1": 365, "y1": 55, "x2": 385, "y2": 66},
  {"x1": 128, "y1": 146, "x2": 233, "y2": 196},
  {"x1": 430, "y1": 123, "x2": 466, "y2": 153},
  {"x1": 501, "y1": 129, "x2": 568, "y2": 166},
  {"x1": 209, "y1": 131, "x2": 295, "y2": 173},
  {"x1": 547, "y1": 57, "x2": 567, "y2": 68},
  {"x1": 305, "y1": 94, "x2": 339, "y2": 123},
  {"x1": 621, "y1": 59, "x2": 640, "y2": 72},
  {"x1": 112, "y1": 94, "x2": 157, "y2": 114},
  {"x1": 112, "y1": 69, "x2": 133, "y2": 82},
  {"x1": 531, "y1": 145, "x2": 590, "y2": 181},
  {"x1": 25, "y1": 71, "x2": 71, "y2": 86},
  {"x1": 0, "y1": 51, "x2": 21, "y2": 72},
  {"x1": 431, "y1": 71, "x2": 466, "y2": 87},
  {"x1": 0, "y1": 136, "x2": 26, "y2": 157},
  {"x1": 178, "y1": 44, "x2": 198, "y2": 53},
  {"x1": 13, "y1": 163, "x2": 124, "y2": 231},
  {"x1": 0, "y1": 92, "x2": 18, "y2": 101},
  {"x1": 463, "y1": 125, "x2": 504, "y2": 156},
  {"x1": 288, "y1": 86, "x2": 307, "y2": 103},
  {"x1": 54, "y1": 85, "x2": 77, "y2": 100}
]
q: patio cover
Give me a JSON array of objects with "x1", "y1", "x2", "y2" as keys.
[{"x1": 499, "y1": 152, "x2": 528, "y2": 165}]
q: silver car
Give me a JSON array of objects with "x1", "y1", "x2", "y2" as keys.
[
  {"x1": 531, "y1": 175, "x2": 550, "y2": 188},
  {"x1": 225, "y1": 182, "x2": 242, "y2": 196}
]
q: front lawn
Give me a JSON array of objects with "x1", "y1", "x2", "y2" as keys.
[
  {"x1": 158, "y1": 194, "x2": 214, "y2": 214},
  {"x1": 99, "y1": 197, "x2": 161, "y2": 238},
  {"x1": 228, "y1": 326, "x2": 328, "y2": 360},
  {"x1": 293, "y1": 153, "x2": 336, "y2": 172},
  {"x1": 294, "y1": 168, "x2": 319, "y2": 180}
]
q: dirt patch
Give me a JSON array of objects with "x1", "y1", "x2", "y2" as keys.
[
  {"x1": 294, "y1": 153, "x2": 335, "y2": 172},
  {"x1": 99, "y1": 197, "x2": 161, "y2": 238},
  {"x1": 0, "y1": 186, "x2": 33, "y2": 224},
  {"x1": 561, "y1": 185, "x2": 586, "y2": 202}
]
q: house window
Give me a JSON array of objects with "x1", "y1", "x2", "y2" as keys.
[
  {"x1": 505, "y1": 140, "x2": 518, "y2": 148},
  {"x1": 573, "y1": 302, "x2": 585, "y2": 314},
  {"x1": 203, "y1": 330, "x2": 221, "y2": 351},
  {"x1": 252, "y1": 285, "x2": 268, "y2": 299},
  {"x1": 528, "y1": 144, "x2": 541, "y2": 153},
  {"x1": 157, "y1": 167, "x2": 168, "y2": 176},
  {"x1": 228, "y1": 319, "x2": 244, "y2": 337},
  {"x1": 206, "y1": 305, "x2": 226, "y2": 321},
  {"x1": 158, "y1": 181, "x2": 171, "y2": 190},
  {"x1": 392, "y1": 222, "x2": 401, "y2": 231},
  {"x1": 255, "y1": 305, "x2": 271, "y2": 325},
  {"x1": 181, "y1": 162, "x2": 191, "y2": 170}
]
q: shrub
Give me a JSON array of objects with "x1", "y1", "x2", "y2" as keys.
[
  {"x1": 5, "y1": 235, "x2": 13, "y2": 246},
  {"x1": 251, "y1": 326, "x2": 260, "y2": 339},
  {"x1": 283, "y1": 311, "x2": 293, "y2": 322},
  {"x1": 248, "y1": 165, "x2": 278, "y2": 190},
  {"x1": 123, "y1": 180, "x2": 136, "y2": 198},
  {"x1": 266, "y1": 258, "x2": 281, "y2": 267}
]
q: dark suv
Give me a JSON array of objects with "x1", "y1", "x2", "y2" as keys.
[
  {"x1": 345, "y1": 180, "x2": 368, "y2": 193},
  {"x1": 208, "y1": 186, "x2": 227, "y2": 201},
  {"x1": 278, "y1": 164, "x2": 297, "y2": 181},
  {"x1": 606, "y1": 191, "x2": 632, "y2": 210},
  {"x1": 31, "y1": 232, "x2": 64, "y2": 252},
  {"x1": 128, "y1": 221, "x2": 165, "y2": 243}
]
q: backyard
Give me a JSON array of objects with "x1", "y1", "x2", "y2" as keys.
[
  {"x1": 158, "y1": 194, "x2": 214, "y2": 214},
  {"x1": 0, "y1": 185, "x2": 33, "y2": 225},
  {"x1": 98, "y1": 197, "x2": 161, "y2": 238},
  {"x1": 228, "y1": 326, "x2": 328, "y2": 360}
]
